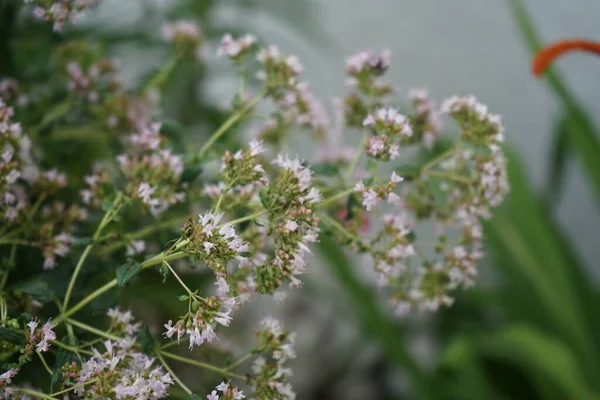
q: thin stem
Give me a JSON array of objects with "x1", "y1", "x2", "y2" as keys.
[
  {"x1": 63, "y1": 192, "x2": 123, "y2": 311},
  {"x1": 97, "y1": 214, "x2": 189, "y2": 256},
  {"x1": 225, "y1": 210, "x2": 268, "y2": 227},
  {"x1": 52, "y1": 340, "x2": 93, "y2": 356},
  {"x1": 227, "y1": 352, "x2": 254, "y2": 370},
  {"x1": 0, "y1": 238, "x2": 40, "y2": 247},
  {"x1": 160, "y1": 336, "x2": 189, "y2": 350},
  {"x1": 51, "y1": 379, "x2": 99, "y2": 397},
  {"x1": 16, "y1": 388, "x2": 56, "y2": 400},
  {"x1": 67, "y1": 318, "x2": 123, "y2": 342},
  {"x1": 318, "y1": 212, "x2": 361, "y2": 243},
  {"x1": 157, "y1": 352, "x2": 192, "y2": 395},
  {"x1": 196, "y1": 92, "x2": 265, "y2": 160},
  {"x1": 344, "y1": 134, "x2": 368, "y2": 180},
  {"x1": 427, "y1": 171, "x2": 474, "y2": 185},
  {"x1": 55, "y1": 251, "x2": 188, "y2": 324},
  {"x1": 319, "y1": 187, "x2": 354, "y2": 207},
  {"x1": 163, "y1": 260, "x2": 195, "y2": 298},
  {"x1": 159, "y1": 350, "x2": 248, "y2": 381},
  {"x1": 36, "y1": 351, "x2": 53, "y2": 375},
  {"x1": 420, "y1": 144, "x2": 458, "y2": 174},
  {"x1": 144, "y1": 53, "x2": 179, "y2": 92},
  {"x1": 0, "y1": 244, "x2": 17, "y2": 292}
]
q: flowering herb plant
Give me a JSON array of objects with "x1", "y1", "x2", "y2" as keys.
[{"x1": 0, "y1": 2, "x2": 508, "y2": 399}]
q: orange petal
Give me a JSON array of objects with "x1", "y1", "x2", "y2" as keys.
[{"x1": 532, "y1": 39, "x2": 600, "y2": 77}]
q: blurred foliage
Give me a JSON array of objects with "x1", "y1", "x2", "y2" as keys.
[{"x1": 315, "y1": 1, "x2": 600, "y2": 399}]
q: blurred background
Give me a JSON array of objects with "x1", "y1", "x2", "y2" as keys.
[{"x1": 3, "y1": 0, "x2": 600, "y2": 398}]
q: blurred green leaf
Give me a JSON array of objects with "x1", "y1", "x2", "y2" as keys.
[
  {"x1": 545, "y1": 114, "x2": 571, "y2": 205},
  {"x1": 116, "y1": 259, "x2": 141, "y2": 287},
  {"x1": 317, "y1": 235, "x2": 433, "y2": 399},
  {"x1": 485, "y1": 147, "x2": 600, "y2": 388},
  {"x1": 481, "y1": 326, "x2": 598, "y2": 400}
]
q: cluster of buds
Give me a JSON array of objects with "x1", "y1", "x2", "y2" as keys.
[
  {"x1": 183, "y1": 212, "x2": 249, "y2": 274},
  {"x1": 207, "y1": 381, "x2": 246, "y2": 400},
  {"x1": 342, "y1": 50, "x2": 394, "y2": 127},
  {"x1": 250, "y1": 317, "x2": 297, "y2": 400},
  {"x1": 220, "y1": 140, "x2": 268, "y2": 188},
  {"x1": 256, "y1": 46, "x2": 303, "y2": 98},
  {"x1": 252, "y1": 155, "x2": 321, "y2": 293},
  {"x1": 23, "y1": 0, "x2": 102, "y2": 31},
  {"x1": 354, "y1": 171, "x2": 404, "y2": 211},
  {"x1": 116, "y1": 123, "x2": 185, "y2": 215},
  {"x1": 218, "y1": 34, "x2": 257, "y2": 61},
  {"x1": 164, "y1": 291, "x2": 236, "y2": 349},
  {"x1": 107, "y1": 307, "x2": 142, "y2": 338},
  {"x1": 407, "y1": 89, "x2": 443, "y2": 149},
  {"x1": 26, "y1": 319, "x2": 56, "y2": 353},
  {"x1": 161, "y1": 20, "x2": 203, "y2": 57},
  {"x1": 275, "y1": 82, "x2": 329, "y2": 137},
  {"x1": 363, "y1": 107, "x2": 413, "y2": 160},
  {"x1": 60, "y1": 340, "x2": 173, "y2": 399},
  {"x1": 66, "y1": 59, "x2": 121, "y2": 104}
]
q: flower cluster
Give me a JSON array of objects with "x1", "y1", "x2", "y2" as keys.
[
  {"x1": 207, "y1": 381, "x2": 246, "y2": 400},
  {"x1": 116, "y1": 123, "x2": 185, "y2": 215},
  {"x1": 257, "y1": 45, "x2": 303, "y2": 98},
  {"x1": 407, "y1": 89, "x2": 443, "y2": 149},
  {"x1": 363, "y1": 107, "x2": 412, "y2": 160},
  {"x1": 164, "y1": 291, "x2": 236, "y2": 349},
  {"x1": 218, "y1": 34, "x2": 257, "y2": 60},
  {"x1": 23, "y1": 0, "x2": 102, "y2": 31},
  {"x1": 26, "y1": 319, "x2": 56, "y2": 352},
  {"x1": 61, "y1": 340, "x2": 173, "y2": 399},
  {"x1": 250, "y1": 317, "x2": 297, "y2": 400},
  {"x1": 66, "y1": 59, "x2": 121, "y2": 104},
  {"x1": 161, "y1": 20, "x2": 203, "y2": 57}
]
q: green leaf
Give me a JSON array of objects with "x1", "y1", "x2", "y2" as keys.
[
  {"x1": 481, "y1": 326, "x2": 598, "y2": 400},
  {"x1": 116, "y1": 259, "x2": 141, "y2": 287},
  {"x1": 15, "y1": 279, "x2": 54, "y2": 303},
  {"x1": 259, "y1": 187, "x2": 270, "y2": 209},
  {"x1": 139, "y1": 324, "x2": 155, "y2": 354},
  {"x1": 317, "y1": 236, "x2": 433, "y2": 399},
  {"x1": 545, "y1": 114, "x2": 572, "y2": 205},
  {"x1": 190, "y1": 395, "x2": 203, "y2": 400},
  {"x1": 485, "y1": 147, "x2": 600, "y2": 385},
  {"x1": 0, "y1": 327, "x2": 23, "y2": 346},
  {"x1": 311, "y1": 163, "x2": 340, "y2": 176},
  {"x1": 50, "y1": 369, "x2": 63, "y2": 392},
  {"x1": 102, "y1": 199, "x2": 114, "y2": 212}
]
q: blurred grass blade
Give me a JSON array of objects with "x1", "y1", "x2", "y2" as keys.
[
  {"x1": 509, "y1": 0, "x2": 600, "y2": 203},
  {"x1": 435, "y1": 337, "x2": 505, "y2": 400},
  {"x1": 481, "y1": 326, "x2": 599, "y2": 400},
  {"x1": 545, "y1": 113, "x2": 571, "y2": 205},
  {"x1": 485, "y1": 147, "x2": 600, "y2": 387},
  {"x1": 317, "y1": 235, "x2": 433, "y2": 399}
]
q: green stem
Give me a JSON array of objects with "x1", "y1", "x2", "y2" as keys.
[
  {"x1": 16, "y1": 388, "x2": 55, "y2": 400},
  {"x1": 63, "y1": 193, "x2": 123, "y2": 311},
  {"x1": 97, "y1": 214, "x2": 189, "y2": 256},
  {"x1": 0, "y1": 238, "x2": 40, "y2": 247},
  {"x1": 427, "y1": 170, "x2": 474, "y2": 185},
  {"x1": 319, "y1": 187, "x2": 354, "y2": 207},
  {"x1": 227, "y1": 352, "x2": 254, "y2": 370},
  {"x1": 52, "y1": 340, "x2": 93, "y2": 356},
  {"x1": 226, "y1": 210, "x2": 268, "y2": 226},
  {"x1": 51, "y1": 379, "x2": 99, "y2": 397},
  {"x1": 163, "y1": 260, "x2": 196, "y2": 298},
  {"x1": 318, "y1": 212, "x2": 361, "y2": 243},
  {"x1": 196, "y1": 92, "x2": 265, "y2": 160},
  {"x1": 157, "y1": 352, "x2": 192, "y2": 395},
  {"x1": 66, "y1": 318, "x2": 123, "y2": 342},
  {"x1": 144, "y1": 54, "x2": 179, "y2": 92},
  {"x1": 36, "y1": 351, "x2": 53, "y2": 375},
  {"x1": 344, "y1": 134, "x2": 368, "y2": 180},
  {"x1": 420, "y1": 144, "x2": 458, "y2": 174},
  {"x1": 55, "y1": 251, "x2": 188, "y2": 324},
  {"x1": 159, "y1": 350, "x2": 248, "y2": 381}
]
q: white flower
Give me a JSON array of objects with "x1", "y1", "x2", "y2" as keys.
[
  {"x1": 390, "y1": 171, "x2": 403, "y2": 183},
  {"x1": 285, "y1": 220, "x2": 299, "y2": 232}
]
